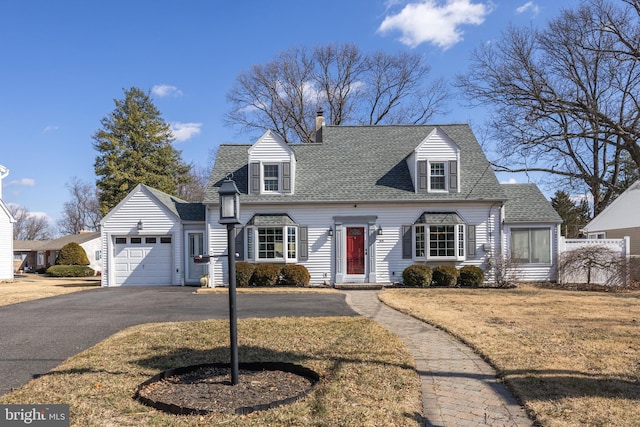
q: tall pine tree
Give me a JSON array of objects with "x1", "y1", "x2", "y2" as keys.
[
  {"x1": 93, "y1": 87, "x2": 191, "y2": 214},
  {"x1": 551, "y1": 190, "x2": 591, "y2": 238}
]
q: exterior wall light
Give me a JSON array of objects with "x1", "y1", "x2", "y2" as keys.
[
  {"x1": 328, "y1": 227, "x2": 334, "y2": 236},
  {"x1": 137, "y1": 220, "x2": 143, "y2": 231},
  {"x1": 377, "y1": 227, "x2": 383, "y2": 236}
]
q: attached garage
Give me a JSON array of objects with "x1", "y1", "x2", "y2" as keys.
[
  {"x1": 113, "y1": 236, "x2": 173, "y2": 286},
  {"x1": 100, "y1": 184, "x2": 205, "y2": 287}
]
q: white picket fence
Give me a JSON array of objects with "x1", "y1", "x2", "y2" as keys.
[{"x1": 558, "y1": 236, "x2": 630, "y2": 285}]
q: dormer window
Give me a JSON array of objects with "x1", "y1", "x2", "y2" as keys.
[
  {"x1": 430, "y1": 162, "x2": 446, "y2": 191},
  {"x1": 263, "y1": 164, "x2": 280, "y2": 192}
]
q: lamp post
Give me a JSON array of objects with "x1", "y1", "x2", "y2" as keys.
[{"x1": 218, "y1": 176, "x2": 241, "y2": 385}]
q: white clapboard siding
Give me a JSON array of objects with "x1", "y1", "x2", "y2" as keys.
[
  {"x1": 208, "y1": 201, "x2": 501, "y2": 285},
  {"x1": 415, "y1": 127, "x2": 459, "y2": 160},
  {"x1": 248, "y1": 130, "x2": 294, "y2": 163},
  {"x1": 101, "y1": 187, "x2": 183, "y2": 286},
  {"x1": 0, "y1": 202, "x2": 14, "y2": 280}
]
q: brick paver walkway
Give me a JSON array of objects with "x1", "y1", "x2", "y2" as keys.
[{"x1": 343, "y1": 290, "x2": 533, "y2": 427}]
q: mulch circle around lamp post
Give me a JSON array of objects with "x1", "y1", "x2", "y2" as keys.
[{"x1": 135, "y1": 362, "x2": 320, "y2": 415}]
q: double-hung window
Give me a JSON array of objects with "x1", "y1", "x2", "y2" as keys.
[
  {"x1": 430, "y1": 162, "x2": 446, "y2": 191},
  {"x1": 511, "y1": 228, "x2": 551, "y2": 264},
  {"x1": 263, "y1": 164, "x2": 279, "y2": 192}
]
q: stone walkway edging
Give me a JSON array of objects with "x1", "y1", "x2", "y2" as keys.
[{"x1": 343, "y1": 290, "x2": 533, "y2": 427}]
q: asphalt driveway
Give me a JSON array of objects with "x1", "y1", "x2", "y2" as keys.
[{"x1": 0, "y1": 286, "x2": 357, "y2": 396}]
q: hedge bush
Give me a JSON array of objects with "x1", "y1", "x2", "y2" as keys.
[
  {"x1": 281, "y1": 264, "x2": 311, "y2": 287},
  {"x1": 432, "y1": 265, "x2": 460, "y2": 287},
  {"x1": 251, "y1": 263, "x2": 282, "y2": 287},
  {"x1": 458, "y1": 265, "x2": 484, "y2": 287},
  {"x1": 46, "y1": 265, "x2": 95, "y2": 277},
  {"x1": 402, "y1": 264, "x2": 433, "y2": 287},
  {"x1": 56, "y1": 242, "x2": 90, "y2": 266},
  {"x1": 236, "y1": 262, "x2": 255, "y2": 287}
]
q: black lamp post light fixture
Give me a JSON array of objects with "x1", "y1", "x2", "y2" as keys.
[{"x1": 218, "y1": 174, "x2": 241, "y2": 385}]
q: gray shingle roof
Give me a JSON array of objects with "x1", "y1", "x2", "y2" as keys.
[
  {"x1": 501, "y1": 183, "x2": 562, "y2": 223},
  {"x1": 15, "y1": 232, "x2": 100, "y2": 252},
  {"x1": 204, "y1": 124, "x2": 506, "y2": 204},
  {"x1": 143, "y1": 185, "x2": 205, "y2": 222}
]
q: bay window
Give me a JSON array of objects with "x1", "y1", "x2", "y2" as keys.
[
  {"x1": 415, "y1": 223, "x2": 466, "y2": 260},
  {"x1": 246, "y1": 225, "x2": 298, "y2": 262}
]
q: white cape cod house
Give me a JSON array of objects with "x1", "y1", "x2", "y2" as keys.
[
  {"x1": 203, "y1": 121, "x2": 562, "y2": 287},
  {"x1": 100, "y1": 120, "x2": 561, "y2": 287}
]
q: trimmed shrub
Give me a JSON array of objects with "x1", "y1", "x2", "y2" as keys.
[
  {"x1": 402, "y1": 264, "x2": 433, "y2": 287},
  {"x1": 458, "y1": 265, "x2": 484, "y2": 287},
  {"x1": 46, "y1": 265, "x2": 95, "y2": 277},
  {"x1": 251, "y1": 263, "x2": 282, "y2": 287},
  {"x1": 281, "y1": 264, "x2": 311, "y2": 287},
  {"x1": 236, "y1": 262, "x2": 255, "y2": 287},
  {"x1": 56, "y1": 242, "x2": 90, "y2": 266},
  {"x1": 432, "y1": 265, "x2": 460, "y2": 287}
]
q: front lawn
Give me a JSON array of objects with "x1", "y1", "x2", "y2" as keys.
[
  {"x1": 380, "y1": 285, "x2": 640, "y2": 426},
  {"x1": 0, "y1": 317, "x2": 422, "y2": 426}
]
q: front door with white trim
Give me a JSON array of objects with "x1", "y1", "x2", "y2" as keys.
[{"x1": 344, "y1": 226, "x2": 367, "y2": 282}]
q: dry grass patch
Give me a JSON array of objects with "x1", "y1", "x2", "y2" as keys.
[
  {"x1": 0, "y1": 275, "x2": 99, "y2": 306},
  {"x1": 196, "y1": 287, "x2": 338, "y2": 295},
  {"x1": 0, "y1": 317, "x2": 422, "y2": 427},
  {"x1": 380, "y1": 285, "x2": 640, "y2": 427}
]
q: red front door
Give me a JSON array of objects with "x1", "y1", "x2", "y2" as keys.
[{"x1": 346, "y1": 227, "x2": 365, "y2": 275}]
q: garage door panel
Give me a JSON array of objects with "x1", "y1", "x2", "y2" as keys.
[{"x1": 113, "y1": 237, "x2": 172, "y2": 286}]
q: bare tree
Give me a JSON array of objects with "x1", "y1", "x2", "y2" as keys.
[
  {"x1": 176, "y1": 165, "x2": 210, "y2": 202},
  {"x1": 456, "y1": 1, "x2": 640, "y2": 215},
  {"x1": 9, "y1": 204, "x2": 54, "y2": 240},
  {"x1": 558, "y1": 245, "x2": 629, "y2": 286},
  {"x1": 226, "y1": 43, "x2": 449, "y2": 143},
  {"x1": 57, "y1": 177, "x2": 102, "y2": 235}
]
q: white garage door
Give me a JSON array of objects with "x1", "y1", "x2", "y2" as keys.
[{"x1": 113, "y1": 236, "x2": 173, "y2": 286}]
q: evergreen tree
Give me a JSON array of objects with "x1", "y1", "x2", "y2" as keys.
[
  {"x1": 93, "y1": 87, "x2": 191, "y2": 215},
  {"x1": 551, "y1": 190, "x2": 591, "y2": 238}
]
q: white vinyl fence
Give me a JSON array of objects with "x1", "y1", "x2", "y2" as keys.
[{"x1": 558, "y1": 236, "x2": 630, "y2": 285}]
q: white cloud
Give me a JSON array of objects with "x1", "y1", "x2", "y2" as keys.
[
  {"x1": 515, "y1": 1, "x2": 539, "y2": 17},
  {"x1": 378, "y1": 0, "x2": 494, "y2": 50},
  {"x1": 501, "y1": 178, "x2": 518, "y2": 184},
  {"x1": 5, "y1": 178, "x2": 36, "y2": 187},
  {"x1": 170, "y1": 122, "x2": 202, "y2": 142},
  {"x1": 152, "y1": 84, "x2": 184, "y2": 97},
  {"x1": 42, "y1": 125, "x2": 59, "y2": 133}
]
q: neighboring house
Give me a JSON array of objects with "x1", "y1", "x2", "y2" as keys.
[
  {"x1": 1, "y1": 165, "x2": 16, "y2": 280},
  {"x1": 99, "y1": 119, "x2": 561, "y2": 287},
  {"x1": 13, "y1": 240, "x2": 49, "y2": 273},
  {"x1": 100, "y1": 184, "x2": 205, "y2": 286},
  {"x1": 14, "y1": 232, "x2": 103, "y2": 274},
  {"x1": 583, "y1": 180, "x2": 640, "y2": 255}
]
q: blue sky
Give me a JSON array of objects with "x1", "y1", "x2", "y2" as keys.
[{"x1": 0, "y1": 0, "x2": 577, "y2": 233}]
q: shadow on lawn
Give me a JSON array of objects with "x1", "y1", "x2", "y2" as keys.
[
  {"x1": 503, "y1": 370, "x2": 640, "y2": 401},
  {"x1": 134, "y1": 345, "x2": 415, "y2": 373}
]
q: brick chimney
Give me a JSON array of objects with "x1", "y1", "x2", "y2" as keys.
[{"x1": 314, "y1": 109, "x2": 325, "y2": 143}]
